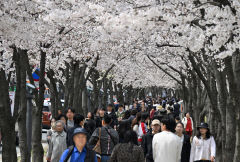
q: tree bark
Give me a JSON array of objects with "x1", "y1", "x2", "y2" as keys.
[
  {"x1": 232, "y1": 51, "x2": 240, "y2": 162},
  {"x1": 0, "y1": 69, "x2": 17, "y2": 162},
  {"x1": 31, "y1": 50, "x2": 46, "y2": 162},
  {"x1": 15, "y1": 49, "x2": 30, "y2": 162}
]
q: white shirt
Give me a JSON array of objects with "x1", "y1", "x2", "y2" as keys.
[
  {"x1": 190, "y1": 136, "x2": 216, "y2": 162},
  {"x1": 153, "y1": 131, "x2": 182, "y2": 162}
]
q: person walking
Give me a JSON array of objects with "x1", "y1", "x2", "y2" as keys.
[
  {"x1": 190, "y1": 123, "x2": 216, "y2": 162},
  {"x1": 47, "y1": 120, "x2": 67, "y2": 162},
  {"x1": 89, "y1": 114, "x2": 119, "y2": 162},
  {"x1": 109, "y1": 130, "x2": 144, "y2": 162},
  {"x1": 141, "y1": 119, "x2": 161, "y2": 162},
  {"x1": 137, "y1": 112, "x2": 149, "y2": 143},
  {"x1": 66, "y1": 108, "x2": 75, "y2": 130},
  {"x1": 66, "y1": 114, "x2": 85, "y2": 147},
  {"x1": 152, "y1": 115, "x2": 182, "y2": 162},
  {"x1": 47, "y1": 118, "x2": 56, "y2": 144},
  {"x1": 182, "y1": 112, "x2": 194, "y2": 137},
  {"x1": 116, "y1": 104, "x2": 125, "y2": 122},
  {"x1": 175, "y1": 122, "x2": 191, "y2": 162},
  {"x1": 174, "y1": 99, "x2": 181, "y2": 118},
  {"x1": 60, "y1": 127, "x2": 97, "y2": 162},
  {"x1": 106, "y1": 104, "x2": 118, "y2": 129}
]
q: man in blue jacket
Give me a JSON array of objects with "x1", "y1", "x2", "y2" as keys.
[{"x1": 60, "y1": 127, "x2": 97, "y2": 162}]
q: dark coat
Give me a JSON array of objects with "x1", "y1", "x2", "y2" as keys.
[
  {"x1": 109, "y1": 143, "x2": 144, "y2": 162},
  {"x1": 174, "y1": 103, "x2": 181, "y2": 117},
  {"x1": 66, "y1": 125, "x2": 82, "y2": 147},
  {"x1": 108, "y1": 111, "x2": 118, "y2": 128},
  {"x1": 181, "y1": 134, "x2": 191, "y2": 162},
  {"x1": 141, "y1": 132, "x2": 155, "y2": 162},
  {"x1": 89, "y1": 125, "x2": 119, "y2": 155}
]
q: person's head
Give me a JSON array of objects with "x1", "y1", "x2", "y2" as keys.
[
  {"x1": 131, "y1": 112, "x2": 142, "y2": 127},
  {"x1": 87, "y1": 112, "x2": 94, "y2": 119},
  {"x1": 118, "y1": 120, "x2": 131, "y2": 139},
  {"x1": 74, "y1": 114, "x2": 85, "y2": 127},
  {"x1": 133, "y1": 103, "x2": 137, "y2": 108},
  {"x1": 168, "y1": 107, "x2": 174, "y2": 113},
  {"x1": 123, "y1": 130, "x2": 138, "y2": 145},
  {"x1": 131, "y1": 109, "x2": 138, "y2": 116},
  {"x1": 66, "y1": 108, "x2": 75, "y2": 120},
  {"x1": 118, "y1": 104, "x2": 124, "y2": 112},
  {"x1": 99, "y1": 108, "x2": 105, "y2": 117},
  {"x1": 73, "y1": 128, "x2": 88, "y2": 148},
  {"x1": 175, "y1": 116, "x2": 180, "y2": 123},
  {"x1": 55, "y1": 120, "x2": 65, "y2": 132},
  {"x1": 175, "y1": 122, "x2": 184, "y2": 135},
  {"x1": 84, "y1": 119, "x2": 96, "y2": 135},
  {"x1": 141, "y1": 101, "x2": 145, "y2": 106},
  {"x1": 102, "y1": 113, "x2": 112, "y2": 126},
  {"x1": 123, "y1": 110, "x2": 131, "y2": 119},
  {"x1": 197, "y1": 123, "x2": 211, "y2": 139},
  {"x1": 185, "y1": 112, "x2": 190, "y2": 118},
  {"x1": 151, "y1": 119, "x2": 161, "y2": 133},
  {"x1": 57, "y1": 110, "x2": 62, "y2": 115},
  {"x1": 57, "y1": 114, "x2": 67, "y2": 125},
  {"x1": 107, "y1": 104, "x2": 114, "y2": 112},
  {"x1": 161, "y1": 115, "x2": 176, "y2": 132},
  {"x1": 141, "y1": 112, "x2": 149, "y2": 123},
  {"x1": 51, "y1": 118, "x2": 56, "y2": 129}
]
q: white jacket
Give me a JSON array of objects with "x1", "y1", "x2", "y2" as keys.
[
  {"x1": 152, "y1": 131, "x2": 182, "y2": 162},
  {"x1": 182, "y1": 117, "x2": 194, "y2": 130},
  {"x1": 190, "y1": 136, "x2": 216, "y2": 162}
]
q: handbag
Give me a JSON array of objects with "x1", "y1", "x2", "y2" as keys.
[{"x1": 93, "y1": 128, "x2": 101, "y2": 162}]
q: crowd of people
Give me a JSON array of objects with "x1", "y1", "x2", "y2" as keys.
[{"x1": 46, "y1": 97, "x2": 216, "y2": 162}]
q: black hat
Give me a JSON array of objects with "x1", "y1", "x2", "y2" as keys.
[
  {"x1": 73, "y1": 127, "x2": 88, "y2": 137},
  {"x1": 197, "y1": 123, "x2": 209, "y2": 130}
]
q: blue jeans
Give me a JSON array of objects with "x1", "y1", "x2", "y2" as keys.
[{"x1": 101, "y1": 155, "x2": 110, "y2": 162}]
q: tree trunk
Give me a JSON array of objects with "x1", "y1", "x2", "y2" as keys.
[
  {"x1": 16, "y1": 49, "x2": 30, "y2": 162},
  {"x1": 82, "y1": 86, "x2": 88, "y2": 116},
  {"x1": 0, "y1": 69, "x2": 17, "y2": 162},
  {"x1": 232, "y1": 51, "x2": 240, "y2": 162},
  {"x1": 109, "y1": 80, "x2": 114, "y2": 105},
  {"x1": 31, "y1": 50, "x2": 46, "y2": 162}
]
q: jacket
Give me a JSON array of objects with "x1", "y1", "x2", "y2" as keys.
[
  {"x1": 89, "y1": 125, "x2": 119, "y2": 155},
  {"x1": 47, "y1": 131, "x2": 67, "y2": 162},
  {"x1": 116, "y1": 110, "x2": 125, "y2": 119},
  {"x1": 182, "y1": 117, "x2": 194, "y2": 130},
  {"x1": 60, "y1": 146, "x2": 97, "y2": 162},
  {"x1": 152, "y1": 131, "x2": 182, "y2": 162},
  {"x1": 181, "y1": 134, "x2": 191, "y2": 162},
  {"x1": 173, "y1": 103, "x2": 180, "y2": 116},
  {"x1": 66, "y1": 125, "x2": 82, "y2": 147},
  {"x1": 109, "y1": 143, "x2": 144, "y2": 162},
  {"x1": 107, "y1": 111, "x2": 118, "y2": 128},
  {"x1": 138, "y1": 122, "x2": 148, "y2": 141},
  {"x1": 141, "y1": 132, "x2": 155, "y2": 162}
]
